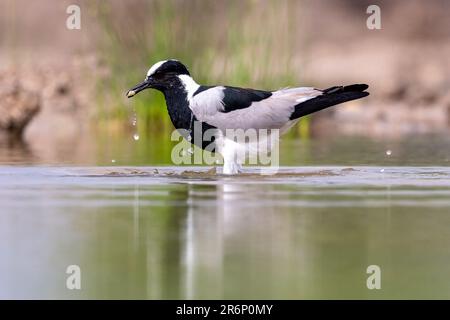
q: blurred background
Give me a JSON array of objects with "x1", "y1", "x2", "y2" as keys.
[
  {"x1": 1, "y1": 0, "x2": 450, "y2": 165},
  {"x1": 2, "y1": 0, "x2": 450, "y2": 300}
]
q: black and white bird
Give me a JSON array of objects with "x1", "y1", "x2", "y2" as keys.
[{"x1": 127, "y1": 59, "x2": 369, "y2": 174}]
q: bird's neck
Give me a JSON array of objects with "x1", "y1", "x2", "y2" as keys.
[
  {"x1": 162, "y1": 75, "x2": 199, "y2": 131},
  {"x1": 162, "y1": 75, "x2": 218, "y2": 151}
]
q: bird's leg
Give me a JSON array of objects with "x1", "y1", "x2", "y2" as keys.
[
  {"x1": 219, "y1": 137, "x2": 246, "y2": 175},
  {"x1": 221, "y1": 142, "x2": 241, "y2": 175},
  {"x1": 222, "y1": 157, "x2": 240, "y2": 175}
]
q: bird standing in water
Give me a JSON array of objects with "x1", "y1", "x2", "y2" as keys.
[{"x1": 127, "y1": 59, "x2": 369, "y2": 174}]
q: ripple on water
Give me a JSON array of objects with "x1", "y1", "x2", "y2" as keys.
[{"x1": 1, "y1": 166, "x2": 450, "y2": 188}]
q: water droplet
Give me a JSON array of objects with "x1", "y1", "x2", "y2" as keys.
[
  {"x1": 111, "y1": 159, "x2": 116, "y2": 163},
  {"x1": 131, "y1": 108, "x2": 137, "y2": 126},
  {"x1": 380, "y1": 168, "x2": 385, "y2": 173},
  {"x1": 386, "y1": 150, "x2": 392, "y2": 156},
  {"x1": 133, "y1": 133, "x2": 140, "y2": 141}
]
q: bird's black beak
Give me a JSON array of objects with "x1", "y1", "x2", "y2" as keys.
[{"x1": 126, "y1": 78, "x2": 153, "y2": 98}]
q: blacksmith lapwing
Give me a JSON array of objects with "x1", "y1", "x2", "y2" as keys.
[{"x1": 127, "y1": 59, "x2": 369, "y2": 174}]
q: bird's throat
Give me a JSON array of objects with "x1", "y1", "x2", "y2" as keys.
[{"x1": 163, "y1": 87, "x2": 194, "y2": 132}]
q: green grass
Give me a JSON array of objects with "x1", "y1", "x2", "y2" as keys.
[{"x1": 91, "y1": 0, "x2": 310, "y2": 140}]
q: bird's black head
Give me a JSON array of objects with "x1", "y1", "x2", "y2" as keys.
[{"x1": 127, "y1": 59, "x2": 190, "y2": 97}]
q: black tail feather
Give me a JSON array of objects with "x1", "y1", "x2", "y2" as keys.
[{"x1": 290, "y1": 84, "x2": 369, "y2": 120}]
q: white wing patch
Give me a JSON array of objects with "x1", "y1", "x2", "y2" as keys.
[
  {"x1": 189, "y1": 86, "x2": 226, "y2": 116},
  {"x1": 190, "y1": 87, "x2": 322, "y2": 130}
]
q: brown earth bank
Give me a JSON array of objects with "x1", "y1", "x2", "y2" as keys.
[
  {"x1": 0, "y1": 54, "x2": 104, "y2": 163},
  {"x1": 0, "y1": 0, "x2": 450, "y2": 154}
]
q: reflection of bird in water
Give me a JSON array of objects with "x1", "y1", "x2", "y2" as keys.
[
  {"x1": 127, "y1": 59, "x2": 369, "y2": 174},
  {"x1": 182, "y1": 181, "x2": 313, "y2": 299}
]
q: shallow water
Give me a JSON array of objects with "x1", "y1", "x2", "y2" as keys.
[{"x1": 1, "y1": 165, "x2": 450, "y2": 299}]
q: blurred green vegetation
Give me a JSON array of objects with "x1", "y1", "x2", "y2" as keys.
[{"x1": 91, "y1": 0, "x2": 310, "y2": 143}]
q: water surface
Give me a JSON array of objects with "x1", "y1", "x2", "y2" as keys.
[{"x1": 1, "y1": 165, "x2": 450, "y2": 299}]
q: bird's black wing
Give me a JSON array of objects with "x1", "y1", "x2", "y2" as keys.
[
  {"x1": 289, "y1": 84, "x2": 369, "y2": 119},
  {"x1": 219, "y1": 86, "x2": 272, "y2": 113}
]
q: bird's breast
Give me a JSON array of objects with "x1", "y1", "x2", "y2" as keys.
[{"x1": 164, "y1": 90, "x2": 218, "y2": 152}]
